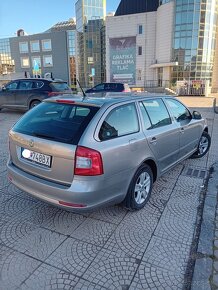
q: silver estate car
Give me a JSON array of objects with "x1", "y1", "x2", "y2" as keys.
[{"x1": 7, "y1": 94, "x2": 211, "y2": 211}]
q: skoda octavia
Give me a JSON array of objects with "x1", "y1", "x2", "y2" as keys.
[{"x1": 7, "y1": 95, "x2": 211, "y2": 211}]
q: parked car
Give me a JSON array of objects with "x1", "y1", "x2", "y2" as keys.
[
  {"x1": 85, "y1": 82, "x2": 131, "y2": 93},
  {"x1": 0, "y1": 78, "x2": 72, "y2": 112},
  {"x1": 7, "y1": 94, "x2": 210, "y2": 211}
]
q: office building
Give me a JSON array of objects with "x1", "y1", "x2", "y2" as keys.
[
  {"x1": 106, "y1": 0, "x2": 218, "y2": 93},
  {"x1": 75, "y1": 0, "x2": 106, "y2": 88},
  {"x1": 0, "y1": 20, "x2": 76, "y2": 87}
]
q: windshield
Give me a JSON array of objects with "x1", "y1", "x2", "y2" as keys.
[{"x1": 13, "y1": 102, "x2": 99, "y2": 144}]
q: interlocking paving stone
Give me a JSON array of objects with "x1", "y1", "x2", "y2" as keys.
[
  {"x1": 0, "y1": 245, "x2": 41, "y2": 290},
  {"x1": 70, "y1": 218, "x2": 116, "y2": 246},
  {"x1": 129, "y1": 261, "x2": 185, "y2": 290},
  {"x1": 0, "y1": 171, "x2": 10, "y2": 190},
  {"x1": 20, "y1": 264, "x2": 79, "y2": 290},
  {"x1": 142, "y1": 237, "x2": 191, "y2": 274},
  {"x1": 75, "y1": 279, "x2": 107, "y2": 289},
  {"x1": 104, "y1": 214, "x2": 155, "y2": 259},
  {"x1": 83, "y1": 249, "x2": 138, "y2": 289},
  {"x1": 42, "y1": 209, "x2": 87, "y2": 235},
  {"x1": 45, "y1": 238, "x2": 100, "y2": 276},
  {"x1": 173, "y1": 175, "x2": 203, "y2": 193},
  {"x1": 17, "y1": 228, "x2": 66, "y2": 260},
  {"x1": 0, "y1": 217, "x2": 66, "y2": 260},
  {"x1": 155, "y1": 216, "x2": 195, "y2": 245},
  {"x1": 0, "y1": 196, "x2": 38, "y2": 217},
  {"x1": 162, "y1": 195, "x2": 199, "y2": 223},
  {"x1": 89, "y1": 205, "x2": 127, "y2": 224}
]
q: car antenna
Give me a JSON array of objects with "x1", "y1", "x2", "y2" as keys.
[{"x1": 76, "y1": 79, "x2": 86, "y2": 99}]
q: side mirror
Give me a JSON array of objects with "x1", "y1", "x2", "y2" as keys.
[
  {"x1": 192, "y1": 110, "x2": 202, "y2": 120},
  {"x1": 1, "y1": 86, "x2": 6, "y2": 91}
]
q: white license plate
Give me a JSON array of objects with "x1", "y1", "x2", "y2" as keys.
[{"x1": 21, "y1": 148, "x2": 52, "y2": 167}]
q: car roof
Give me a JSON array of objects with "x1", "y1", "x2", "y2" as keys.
[
  {"x1": 9, "y1": 78, "x2": 66, "y2": 83},
  {"x1": 45, "y1": 93, "x2": 173, "y2": 108}
]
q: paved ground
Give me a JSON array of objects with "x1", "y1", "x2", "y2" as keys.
[{"x1": 0, "y1": 97, "x2": 217, "y2": 290}]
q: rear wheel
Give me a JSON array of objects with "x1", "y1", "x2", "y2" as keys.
[
  {"x1": 29, "y1": 100, "x2": 40, "y2": 109},
  {"x1": 124, "y1": 164, "x2": 153, "y2": 210},
  {"x1": 190, "y1": 131, "x2": 211, "y2": 159}
]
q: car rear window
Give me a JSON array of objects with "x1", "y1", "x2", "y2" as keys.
[
  {"x1": 50, "y1": 82, "x2": 70, "y2": 92},
  {"x1": 13, "y1": 102, "x2": 99, "y2": 145}
]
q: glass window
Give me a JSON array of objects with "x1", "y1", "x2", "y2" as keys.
[
  {"x1": 139, "y1": 102, "x2": 152, "y2": 130},
  {"x1": 34, "y1": 81, "x2": 44, "y2": 89},
  {"x1": 19, "y1": 81, "x2": 33, "y2": 90},
  {"x1": 30, "y1": 41, "x2": 40, "y2": 52},
  {"x1": 42, "y1": 39, "x2": 52, "y2": 51},
  {"x1": 49, "y1": 82, "x2": 70, "y2": 92},
  {"x1": 165, "y1": 99, "x2": 191, "y2": 122},
  {"x1": 5, "y1": 81, "x2": 19, "y2": 90},
  {"x1": 43, "y1": 55, "x2": 53, "y2": 67},
  {"x1": 21, "y1": 57, "x2": 30, "y2": 68},
  {"x1": 32, "y1": 56, "x2": 41, "y2": 69},
  {"x1": 138, "y1": 25, "x2": 143, "y2": 34},
  {"x1": 93, "y1": 84, "x2": 105, "y2": 91},
  {"x1": 142, "y1": 99, "x2": 171, "y2": 129},
  {"x1": 13, "y1": 102, "x2": 99, "y2": 145},
  {"x1": 99, "y1": 104, "x2": 139, "y2": 141},
  {"x1": 138, "y1": 46, "x2": 142, "y2": 56},
  {"x1": 19, "y1": 42, "x2": 28, "y2": 53}
]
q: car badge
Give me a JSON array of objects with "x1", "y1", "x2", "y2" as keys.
[{"x1": 29, "y1": 139, "x2": 34, "y2": 147}]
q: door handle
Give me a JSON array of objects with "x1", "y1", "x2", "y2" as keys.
[
  {"x1": 180, "y1": 127, "x2": 185, "y2": 134},
  {"x1": 150, "y1": 137, "x2": 157, "y2": 144}
]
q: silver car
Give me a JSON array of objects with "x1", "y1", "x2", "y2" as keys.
[{"x1": 7, "y1": 95, "x2": 211, "y2": 211}]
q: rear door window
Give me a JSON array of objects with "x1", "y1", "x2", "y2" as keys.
[
  {"x1": 13, "y1": 102, "x2": 99, "y2": 145},
  {"x1": 18, "y1": 81, "x2": 33, "y2": 90},
  {"x1": 99, "y1": 103, "x2": 139, "y2": 141},
  {"x1": 142, "y1": 99, "x2": 172, "y2": 129}
]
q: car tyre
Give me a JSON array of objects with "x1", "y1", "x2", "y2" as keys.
[
  {"x1": 124, "y1": 164, "x2": 153, "y2": 210},
  {"x1": 190, "y1": 131, "x2": 211, "y2": 159},
  {"x1": 29, "y1": 100, "x2": 40, "y2": 109}
]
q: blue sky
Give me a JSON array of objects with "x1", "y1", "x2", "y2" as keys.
[{"x1": 0, "y1": 0, "x2": 120, "y2": 37}]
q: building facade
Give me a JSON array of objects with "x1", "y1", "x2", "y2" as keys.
[
  {"x1": 0, "y1": 20, "x2": 77, "y2": 86},
  {"x1": 75, "y1": 0, "x2": 106, "y2": 88},
  {"x1": 106, "y1": 0, "x2": 218, "y2": 93}
]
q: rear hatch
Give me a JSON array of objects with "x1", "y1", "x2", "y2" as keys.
[
  {"x1": 9, "y1": 100, "x2": 99, "y2": 185},
  {"x1": 49, "y1": 81, "x2": 72, "y2": 96}
]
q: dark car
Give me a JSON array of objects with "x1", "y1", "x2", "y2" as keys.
[
  {"x1": 0, "y1": 78, "x2": 72, "y2": 112},
  {"x1": 85, "y1": 82, "x2": 131, "y2": 94}
]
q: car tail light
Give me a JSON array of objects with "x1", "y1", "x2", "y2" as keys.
[
  {"x1": 56, "y1": 100, "x2": 75, "y2": 104},
  {"x1": 74, "y1": 146, "x2": 104, "y2": 176}
]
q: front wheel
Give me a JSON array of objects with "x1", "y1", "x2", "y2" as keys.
[
  {"x1": 124, "y1": 164, "x2": 153, "y2": 210},
  {"x1": 190, "y1": 131, "x2": 211, "y2": 159}
]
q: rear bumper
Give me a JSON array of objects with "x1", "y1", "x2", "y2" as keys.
[{"x1": 7, "y1": 161, "x2": 126, "y2": 212}]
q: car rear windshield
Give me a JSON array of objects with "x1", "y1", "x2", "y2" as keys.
[
  {"x1": 50, "y1": 82, "x2": 70, "y2": 92},
  {"x1": 12, "y1": 102, "x2": 99, "y2": 145}
]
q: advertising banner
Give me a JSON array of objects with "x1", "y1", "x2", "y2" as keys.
[{"x1": 109, "y1": 36, "x2": 136, "y2": 85}]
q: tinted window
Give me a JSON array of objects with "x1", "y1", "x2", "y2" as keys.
[
  {"x1": 93, "y1": 84, "x2": 105, "y2": 91},
  {"x1": 106, "y1": 83, "x2": 123, "y2": 91},
  {"x1": 50, "y1": 82, "x2": 70, "y2": 92},
  {"x1": 6, "y1": 81, "x2": 19, "y2": 90},
  {"x1": 34, "y1": 81, "x2": 44, "y2": 89},
  {"x1": 142, "y1": 99, "x2": 172, "y2": 129},
  {"x1": 99, "y1": 103, "x2": 139, "y2": 141},
  {"x1": 19, "y1": 81, "x2": 33, "y2": 90},
  {"x1": 13, "y1": 102, "x2": 99, "y2": 145},
  {"x1": 165, "y1": 99, "x2": 191, "y2": 122}
]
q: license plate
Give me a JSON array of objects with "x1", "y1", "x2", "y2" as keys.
[{"x1": 21, "y1": 148, "x2": 52, "y2": 167}]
